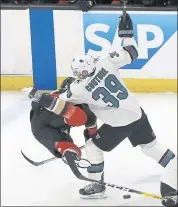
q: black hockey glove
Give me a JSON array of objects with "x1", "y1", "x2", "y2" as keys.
[
  {"x1": 34, "y1": 93, "x2": 58, "y2": 111},
  {"x1": 118, "y1": 12, "x2": 134, "y2": 38},
  {"x1": 28, "y1": 87, "x2": 38, "y2": 99},
  {"x1": 60, "y1": 77, "x2": 75, "y2": 90},
  {"x1": 22, "y1": 87, "x2": 58, "y2": 111},
  {"x1": 76, "y1": 0, "x2": 96, "y2": 12}
]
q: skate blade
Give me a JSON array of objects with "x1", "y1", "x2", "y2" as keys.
[{"x1": 80, "y1": 191, "x2": 107, "y2": 199}]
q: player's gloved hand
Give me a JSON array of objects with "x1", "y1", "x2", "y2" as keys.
[
  {"x1": 21, "y1": 87, "x2": 43, "y2": 100},
  {"x1": 28, "y1": 87, "x2": 39, "y2": 99},
  {"x1": 32, "y1": 93, "x2": 58, "y2": 111},
  {"x1": 60, "y1": 77, "x2": 75, "y2": 90},
  {"x1": 30, "y1": 91, "x2": 87, "y2": 126},
  {"x1": 162, "y1": 192, "x2": 178, "y2": 207},
  {"x1": 118, "y1": 12, "x2": 133, "y2": 38},
  {"x1": 56, "y1": 142, "x2": 91, "y2": 168},
  {"x1": 74, "y1": 0, "x2": 96, "y2": 12}
]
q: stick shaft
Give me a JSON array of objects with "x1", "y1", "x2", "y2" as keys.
[{"x1": 21, "y1": 145, "x2": 85, "y2": 166}]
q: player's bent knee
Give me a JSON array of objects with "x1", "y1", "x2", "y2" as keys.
[
  {"x1": 30, "y1": 112, "x2": 73, "y2": 158},
  {"x1": 128, "y1": 109, "x2": 156, "y2": 147},
  {"x1": 90, "y1": 124, "x2": 126, "y2": 152}
]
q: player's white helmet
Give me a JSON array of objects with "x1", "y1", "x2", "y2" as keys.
[{"x1": 71, "y1": 54, "x2": 96, "y2": 79}]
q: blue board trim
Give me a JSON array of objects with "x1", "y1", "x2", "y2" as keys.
[{"x1": 29, "y1": 9, "x2": 57, "y2": 90}]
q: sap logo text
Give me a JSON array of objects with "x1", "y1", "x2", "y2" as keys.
[
  {"x1": 83, "y1": 13, "x2": 177, "y2": 69},
  {"x1": 85, "y1": 24, "x2": 163, "y2": 59}
]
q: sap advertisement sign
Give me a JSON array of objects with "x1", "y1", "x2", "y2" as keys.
[{"x1": 83, "y1": 12, "x2": 177, "y2": 70}]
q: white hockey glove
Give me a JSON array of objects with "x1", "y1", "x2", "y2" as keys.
[
  {"x1": 21, "y1": 87, "x2": 43, "y2": 100},
  {"x1": 22, "y1": 87, "x2": 60, "y2": 111}
]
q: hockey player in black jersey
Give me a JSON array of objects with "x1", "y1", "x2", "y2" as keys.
[{"x1": 26, "y1": 78, "x2": 97, "y2": 164}]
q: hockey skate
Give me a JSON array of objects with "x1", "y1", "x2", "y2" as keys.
[
  {"x1": 161, "y1": 182, "x2": 178, "y2": 207},
  {"x1": 79, "y1": 182, "x2": 107, "y2": 199},
  {"x1": 162, "y1": 190, "x2": 178, "y2": 207},
  {"x1": 161, "y1": 156, "x2": 177, "y2": 207}
]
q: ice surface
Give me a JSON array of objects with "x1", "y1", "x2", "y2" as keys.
[{"x1": 1, "y1": 92, "x2": 177, "y2": 206}]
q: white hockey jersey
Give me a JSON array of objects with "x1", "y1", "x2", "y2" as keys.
[{"x1": 60, "y1": 37, "x2": 142, "y2": 127}]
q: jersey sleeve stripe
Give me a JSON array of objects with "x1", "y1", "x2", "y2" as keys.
[{"x1": 123, "y1": 45, "x2": 138, "y2": 62}]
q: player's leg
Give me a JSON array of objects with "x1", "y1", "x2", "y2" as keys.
[
  {"x1": 128, "y1": 108, "x2": 177, "y2": 206},
  {"x1": 80, "y1": 122, "x2": 131, "y2": 199},
  {"x1": 79, "y1": 108, "x2": 106, "y2": 199},
  {"x1": 79, "y1": 134, "x2": 106, "y2": 199}
]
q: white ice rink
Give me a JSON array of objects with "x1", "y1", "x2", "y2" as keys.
[{"x1": 1, "y1": 92, "x2": 177, "y2": 206}]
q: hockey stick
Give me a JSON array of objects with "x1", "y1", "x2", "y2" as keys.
[
  {"x1": 21, "y1": 145, "x2": 85, "y2": 166},
  {"x1": 21, "y1": 151, "x2": 58, "y2": 166},
  {"x1": 119, "y1": 0, "x2": 127, "y2": 22},
  {"x1": 122, "y1": 0, "x2": 127, "y2": 22},
  {"x1": 64, "y1": 151, "x2": 163, "y2": 201}
]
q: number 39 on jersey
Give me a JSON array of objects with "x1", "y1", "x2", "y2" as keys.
[
  {"x1": 92, "y1": 74, "x2": 128, "y2": 108},
  {"x1": 85, "y1": 68, "x2": 128, "y2": 108}
]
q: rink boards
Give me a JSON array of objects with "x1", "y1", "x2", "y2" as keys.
[{"x1": 1, "y1": 10, "x2": 177, "y2": 92}]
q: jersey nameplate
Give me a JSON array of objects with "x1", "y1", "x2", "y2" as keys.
[{"x1": 85, "y1": 68, "x2": 108, "y2": 92}]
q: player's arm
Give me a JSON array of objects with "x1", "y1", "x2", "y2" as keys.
[
  {"x1": 108, "y1": 12, "x2": 139, "y2": 68},
  {"x1": 59, "y1": 80, "x2": 84, "y2": 103},
  {"x1": 22, "y1": 84, "x2": 87, "y2": 127},
  {"x1": 49, "y1": 80, "x2": 85, "y2": 125},
  {"x1": 34, "y1": 92, "x2": 87, "y2": 127}
]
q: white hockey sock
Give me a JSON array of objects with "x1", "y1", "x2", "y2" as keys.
[
  {"x1": 140, "y1": 139, "x2": 177, "y2": 190},
  {"x1": 85, "y1": 138, "x2": 104, "y2": 181},
  {"x1": 161, "y1": 157, "x2": 177, "y2": 191},
  {"x1": 140, "y1": 139, "x2": 175, "y2": 167}
]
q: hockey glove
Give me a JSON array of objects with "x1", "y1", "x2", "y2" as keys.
[
  {"x1": 28, "y1": 87, "x2": 38, "y2": 99},
  {"x1": 22, "y1": 87, "x2": 42, "y2": 100},
  {"x1": 118, "y1": 12, "x2": 134, "y2": 38},
  {"x1": 56, "y1": 142, "x2": 91, "y2": 168},
  {"x1": 76, "y1": 0, "x2": 96, "y2": 12},
  {"x1": 60, "y1": 77, "x2": 75, "y2": 91},
  {"x1": 32, "y1": 93, "x2": 58, "y2": 110}
]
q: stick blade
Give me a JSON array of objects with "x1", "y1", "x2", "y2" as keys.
[
  {"x1": 64, "y1": 151, "x2": 95, "y2": 182},
  {"x1": 21, "y1": 150, "x2": 40, "y2": 166}
]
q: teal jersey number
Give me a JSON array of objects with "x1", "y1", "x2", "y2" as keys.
[{"x1": 92, "y1": 74, "x2": 128, "y2": 107}]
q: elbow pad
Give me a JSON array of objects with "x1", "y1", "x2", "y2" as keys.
[{"x1": 64, "y1": 104, "x2": 87, "y2": 127}]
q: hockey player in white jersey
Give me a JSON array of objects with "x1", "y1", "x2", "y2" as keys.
[
  {"x1": 58, "y1": 13, "x2": 177, "y2": 205},
  {"x1": 31, "y1": 13, "x2": 177, "y2": 206}
]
